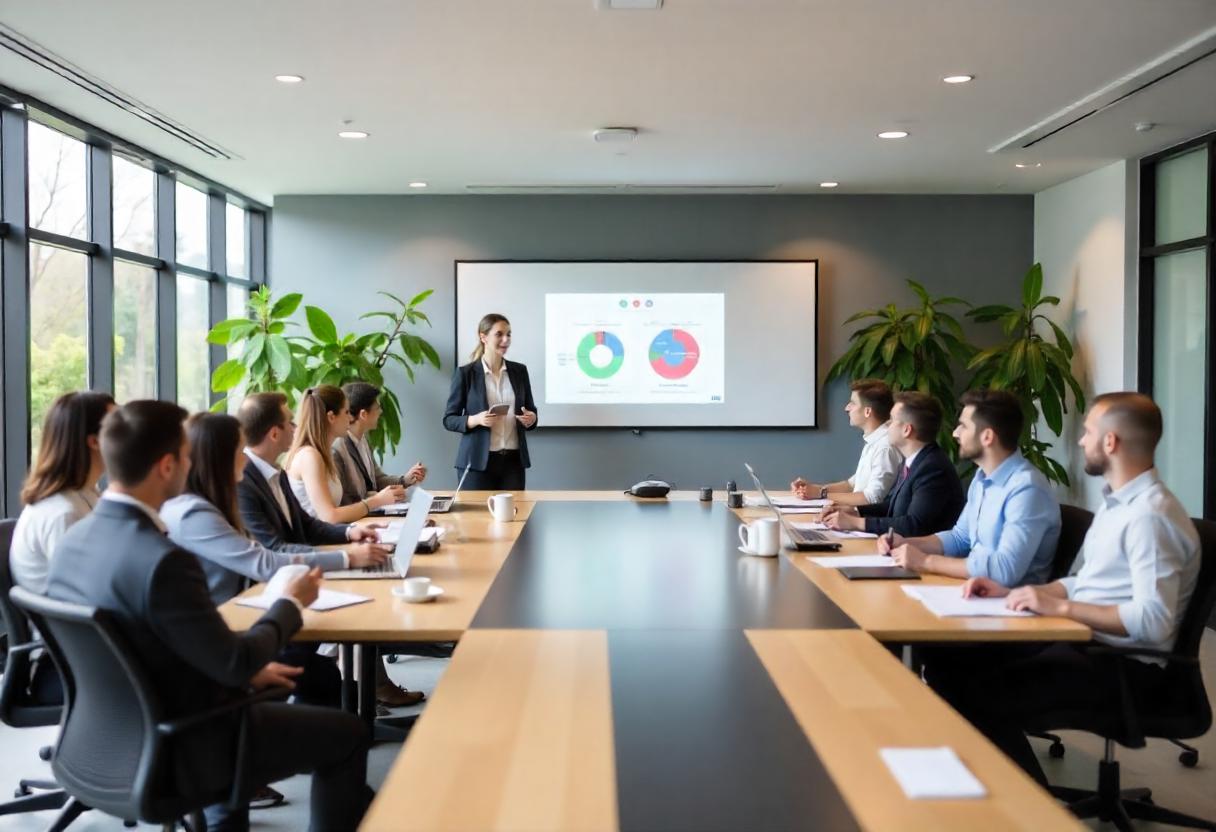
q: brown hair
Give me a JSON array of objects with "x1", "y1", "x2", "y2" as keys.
[
  {"x1": 470, "y1": 313, "x2": 509, "y2": 362},
  {"x1": 959, "y1": 389, "x2": 1024, "y2": 451},
  {"x1": 22, "y1": 391, "x2": 116, "y2": 505},
  {"x1": 342, "y1": 382, "x2": 381, "y2": 418},
  {"x1": 1093, "y1": 392, "x2": 1163, "y2": 456},
  {"x1": 893, "y1": 392, "x2": 943, "y2": 443},
  {"x1": 238, "y1": 391, "x2": 289, "y2": 446},
  {"x1": 849, "y1": 379, "x2": 894, "y2": 422},
  {"x1": 101, "y1": 400, "x2": 189, "y2": 486},
  {"x1": 185, "y1": 413, "x2": 245, "y2": 532},
  {"x1": 286, "y1": 385, "x2": 344, "y2": 481}
]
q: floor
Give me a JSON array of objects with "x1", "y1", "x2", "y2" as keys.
[{"x1": 2, "y1": 637, "x2": 1214, "y2": 831}]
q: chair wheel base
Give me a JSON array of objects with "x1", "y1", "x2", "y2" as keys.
[
  {"x1": 1048, "y1": 741, "x2": 1065, "y2": 759},
  {"x1": 1180, "y1": 749, "x2": 1200, "y2": 767}
]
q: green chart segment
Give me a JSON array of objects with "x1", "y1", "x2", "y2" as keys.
[{"x1": 576, "y1": 330, "x2": 625, "y2": 379}]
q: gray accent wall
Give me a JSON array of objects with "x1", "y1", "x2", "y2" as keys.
[{"x1": 272, "y1": 195, "x2": 1032, "y2": 490}]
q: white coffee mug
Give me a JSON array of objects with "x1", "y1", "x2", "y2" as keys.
[
  {"x1": 737, "y1": 518, "x2": 780, "y2": 556},
  {"x1": 486, "y1": 493, "x2": 518, "y2": 522},
  {"x1": 401, "y1": 576, "x2": 431, "y2": 600}
]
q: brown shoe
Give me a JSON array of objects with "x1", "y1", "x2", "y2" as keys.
[
  {"x1": 249, "y1": 785, "x2": 286, "y2": 810},
  {"x1": 376, "y1": 682, "x2": 425, "y2": 707}
]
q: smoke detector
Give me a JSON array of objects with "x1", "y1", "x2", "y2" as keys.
[{"x1": 593, "y1": 127, "x2": 639, "y2": 143}]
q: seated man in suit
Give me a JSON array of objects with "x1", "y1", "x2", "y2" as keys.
[
  {"x1": 823, "y1": 392, "x2": 965, "y2": 537},
  {"x1": 924, "y1": 393, "x2": 1201, "y2": 786},
  {"x1": 333, "y1": 382, "x2": 427, "y2": 507},
  {"x1": 46, "y1": 400, "x2": 373, "y2": 831},
  {"x1": 792, "y1": 379, "x2": 903, "y2": 507},
  {"x1": 882, "y1": 389, "x2": 1061, "y2": 587},
  {"x1": 236, "y1": 391, "x2": 424, "y2": 709}
]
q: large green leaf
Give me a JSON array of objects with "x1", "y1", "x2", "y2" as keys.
[
  {"x1": 880, "y1": 333, "x2": 900, "y2": 366},
  {"x1": 270, "y1": 293, "x2": 303, "y2": 319},
  {"x1": 908, "y1": 280, "x2": 930, "y2": 305},
  {"x1": 1025, "y1": 342, "x2": 1047, "y2": 392},
  {"x1": 305, "y1": 306, "x2": 338, "y2": 344},
  {"x1": 859, "y1": 327, "x2": 887, "y2": 368},
  {"x1": 266, "y1": 335, "x2": 293, "y2": 381},
  {"x1": 207, "y1": 318, "x2": 257, "y2": 345},
  {"x1": 418, "y1": 339, "x2": 441, "y2": 370},
  {"x1": 968, "y1": 304, "x2": 1014, "y2": 322},
  {"x1": 242, "y1": 332, "x2": 266, "y2": 366},
  {"x1": 211, "y1": 359, "x2": 246, "y2": 392},
  {"x1": 1001, "y1": 310, "x2": 1024, "y2": 336},
  {"x1": 1021, "y1": 263, "x2": 1044, "y2": 308},
  {"x1": 408, "y1": 288, "x2": 434, "y2": 307},
  {"x1": 1045, "y1": 319, "x2": 1074, "y2": 359}
]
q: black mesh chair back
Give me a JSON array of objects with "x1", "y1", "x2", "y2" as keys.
[
  {"x1": 1050, "y1": 504, "x2": 1094, "y2": 581},
  {"x1": 9, "y1": 586, "x2": 168, "y2": 822},
  {"x1": 0, "y1": 518, "x2": 61, "y2": 728}
]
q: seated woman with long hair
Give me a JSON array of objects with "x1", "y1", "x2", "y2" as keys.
[{"x1": 285, "y1": 385, "x2": 402, "y2": 524}]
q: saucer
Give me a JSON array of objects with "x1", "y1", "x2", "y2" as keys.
[
  {"x1": 738, "y1": 546, "x2": 778, "y2": 558},
  {"x1": 391, "y1": 585, "x2": 445, "y2": 603}
]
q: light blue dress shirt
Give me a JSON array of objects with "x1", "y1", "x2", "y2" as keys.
[{"x1": 936, "y1": 451, "x2": 1061, "y2": 586}]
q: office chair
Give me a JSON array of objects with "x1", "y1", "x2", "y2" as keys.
[
  {"x1": 10, "y1": 586, "x2": 288, "y2": 832},
  {"x1": 1037, "y1": 517, "x2": 1216, "y2": 832},
  {"x1": 0, "y1": 518, "x2": 73, "y2": 822}
]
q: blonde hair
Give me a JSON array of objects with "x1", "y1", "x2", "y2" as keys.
[
  {"x1": 286, "y1": 385, "x2": 344, "y2": 481},
  {"x1": 470, "y1": 313, "x2": 510, "y2": 362}
]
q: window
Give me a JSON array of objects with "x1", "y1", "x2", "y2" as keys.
[
  {"x1": 29, "y1": 244, "x2": 88, "y2": 453},
  {"x1": 176, "y1": 275, "x2": 211, "y2": 413},
  {"x1": 113, "y1": 155, "x2": 156, "y2": 255},
  {"x1": 176, "y1": 181, "x2": 208, "y2": 269},
  {"x1": 1140, "y1": 135, "x2": 1215, "y2": 519},
  {"x1": 27, "y1": 122, "x2": 87, "y2": 238},
  {"x1": 227, "y1": 203, "x2": 247, "y2": 277},
  {"x1": 114, "y1": 261, "x2": 158, "y2": 401}
]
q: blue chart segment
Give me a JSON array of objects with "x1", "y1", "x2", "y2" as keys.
[
  {"x1": 649, "y1": 328, "x2": 700, "y2": 379},
  {"x1": 577, "y1": 330, "x2": 625, "y2": 379}
]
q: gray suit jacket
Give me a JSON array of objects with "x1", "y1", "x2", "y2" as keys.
[
  {"x1": 162, "y1": 493, "x2": 347, "y2": 605},
  {"x1": 331, "y1": 433, "x2": 409, "y2": 507}
]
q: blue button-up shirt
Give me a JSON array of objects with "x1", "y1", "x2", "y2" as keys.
[{"x1": 937, "y1": 451, "x2": 1061, "y2": 586}]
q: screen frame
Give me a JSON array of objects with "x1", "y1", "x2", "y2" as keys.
[{"x1": 453, "y1": 258, "x2": 821, "y2": 431}]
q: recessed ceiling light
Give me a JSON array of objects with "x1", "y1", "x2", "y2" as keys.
[
  {"x1": 274, "y1": 74, "x2": 304, "y2": 84},
  {"x1": 820, "y1": 182, "x2": 839, "y2": 188},
  {"x1": 338, "y1": 130, "x2": 369, "y2": 139},
  {"x1": 1014, "y1": 162, "x2": 1042, "y2": 169},
  {"x1": 942, "y1": 74, "x2": 974, "y2": 84},
  {"x1": 409, "y1": 181, "x2": 428, "y2": 188},
  {"x1": 877, "y1": 130, "x2": 909, "y2": 139}
]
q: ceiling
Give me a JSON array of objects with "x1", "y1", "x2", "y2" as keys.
[{"x1": 1, "y1": 0, "x2": 1215, "y2": 204}]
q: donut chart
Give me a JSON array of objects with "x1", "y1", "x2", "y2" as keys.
[
  {"x1": 576, "y1": 330, "x2": 625, "y2": 379},
  {"x1": 649, "y1": 328, "x2": 700, "y2": 379}
]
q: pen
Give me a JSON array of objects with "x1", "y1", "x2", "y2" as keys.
[{"x1": 885, "y1": 526, "x2": 895, "y2": 555}]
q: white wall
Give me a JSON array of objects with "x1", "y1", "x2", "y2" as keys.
[{"x1": 1033, "y1": 161, "x2": 1133, "y2": 510}]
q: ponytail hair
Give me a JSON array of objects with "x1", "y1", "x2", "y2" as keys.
[
  {"x1": 470, "y1": 313, "x2": 510, "y2": 362},
  {"x1": 286, "y1": 384, "x2": 345, "y2": 481}
]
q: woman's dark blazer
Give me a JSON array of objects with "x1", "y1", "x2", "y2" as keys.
[{"x1": 442, "y1": 359, "x2": 538, "y2": 471}]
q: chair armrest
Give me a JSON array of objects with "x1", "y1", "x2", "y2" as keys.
[
  {"x1": 156, "y1": 687, "x2": 291, "y2": 737},
  {"x1": 1084, "y1": 644, "x2": 1199, "y2": 666},
  {"x1": 3, "y1": 640, "x2": 44, "y2": 657}
]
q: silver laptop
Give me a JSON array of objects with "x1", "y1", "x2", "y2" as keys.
[
  {"x1": 376, "y1": 464, "x2": 469, "y2": 515},
  {"x1": 326, "y1": 488, "x2": 435, "y2": 578},
  {"x1": 743, "y1": 463, "x2": 840, "y2": 551}
]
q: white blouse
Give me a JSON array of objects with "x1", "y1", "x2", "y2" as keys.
[
  {"x1": 11, "y1": 488, "x2": 99, "y2": 594},
  {"x1": 289, "y1": 472, "x2": 342, "y2": 519}
]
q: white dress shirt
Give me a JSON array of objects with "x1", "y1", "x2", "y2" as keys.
[
  {"x1": 482, "y1": 358, "x2": 519, "y2": 452},
  {"x1": 11, "y1": 488, "x2": 98, "y2": 593},
  {"x1": 1059, "y1": 468, "x2": 1200, "y2": 663},
  {"x1": 847, "y1": 422, "x2": 903, "y2": 503}
]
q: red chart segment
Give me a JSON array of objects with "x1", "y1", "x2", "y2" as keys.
[{"x1": 648, "y1": 328, "x2": 700, "y2": 380}]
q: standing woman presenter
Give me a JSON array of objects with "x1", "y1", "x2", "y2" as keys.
[{"x1": 443, "y1": 313, "x2": 537, "y2": 490}]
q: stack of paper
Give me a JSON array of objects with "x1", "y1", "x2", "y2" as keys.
[
  {"x1": 879, "y1": 747, "x2": 987, "y2": 799},
  {"x1": 808, "y1": 554, "x2": 892, "y2": 568},
  {"x1": 744, "y1": 496, "x2": 830, "y2": 511},
  {"x1": 236, "y1": 589, "x2": 372, "y2": 612},
  {"x1": 901, "y1": 585, "x2": 1033, "y2": 618}
]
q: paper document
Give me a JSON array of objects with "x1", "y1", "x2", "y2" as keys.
[
  {"x1": 901, "y1": 585, "x2": 1033, "y2": 618},
  {"x1": 378, "y1": 522, "x2": 444, "y2": 546},
  {"x1": 790, "y1": 521, "x2": 829, "y2": 531},
  {"x1": 879, "y1": 747, "x2": 987, "y2": 799},
  {"x1": 809, "y1": 554, "x2": 892, "y2": 568},
  {"x1": 790, "y1": 521, "x2": 877, "y2": 539},
  {"x1": 744, "y1": 496, "x2": 829, "y2": 511},
  {"x1": 236, "y1": 589, "x2": 372, "y2": 612},
  {"x1": 829, "y1": 530, "x2": 879, "y2": 539}
]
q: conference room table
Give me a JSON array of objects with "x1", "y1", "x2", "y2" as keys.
[{"x1": 220, "y1": 490, "x2": 1087, "y2": 831}]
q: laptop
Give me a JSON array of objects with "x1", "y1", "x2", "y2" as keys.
[
  {"x1": 743, "y1": 463, "x2": 841, "y2": 551},
  {"x1": 326, "y1": 488, "x2": 435, "y2": 579},
  {"x1": 374, "y1": 464, "x2": 470, "y2": 515}
]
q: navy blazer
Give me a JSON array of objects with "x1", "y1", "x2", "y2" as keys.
[
  {"x1": 237, "y1": 463, "x2": 349, "y2": 552},
  {"x1": 443, "y1": 359, "x2": 538, "y2": 471},
  {"x1": 857, "y1": 443, "x2": 966, "y2": 537}
]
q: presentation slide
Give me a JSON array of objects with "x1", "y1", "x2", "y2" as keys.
[
  {"x1": 545, "y1": 293, "x2": 725, "y2": 404},
  {"x1": 455, "y1": 261, "x2": 818, "y2": 428}
]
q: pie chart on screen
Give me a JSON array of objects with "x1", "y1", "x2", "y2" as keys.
[
  {"x1": 576, "y1": 330, "x2": 625, "y2": 379},
  {"x1": 649, "y1": 329, "x2": 700, "y2": 379}
]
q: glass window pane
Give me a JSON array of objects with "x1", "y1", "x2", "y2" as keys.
[
  {"x1": 29, "y1": 244, "x2": 88, "y2": 455},
  {"x1": 113, "y1": 156, "x2": 156, "y2": 255},
  {"x1": 1152, "y1": 248, "x2": 1207, "y2": 517},
  {"x1": 225, "y1": 283, "x2": 250, "y2": 413},
  {"x1": 1154, "y1": 148, "x2": 1208, "y2": 245},
  {"x1": 28, "y1": 122, "x2": 87, "y2": 239},
  {"x1": 114, "y1": 261, "x2": 158, "y2": 401},
  {"x1": 175, "y1": 182, "x2": 208, "y2": 269},
  {"x1": 176, "y1": 276, "x2": 210, "y2": 413},
  {"x1": 226, "y1": 203, "x2": 247, "y2": 277}
]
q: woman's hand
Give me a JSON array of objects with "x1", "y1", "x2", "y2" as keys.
[
  {"x1": 405, "y1": 462, "x2": 427, "y2": 485},
  {"x1": 368, "y1": 484, "x2": 405, "y2": 508},
  {"x1": 469, "y1": 410, "x2": 498, "y2": 429},
  {"x1": 518, "y1": 407, "x2": 537, "y2": 428}
]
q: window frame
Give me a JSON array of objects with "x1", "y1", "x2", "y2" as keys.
[
  {"x1": 0, "y1": 89, "x2": 269, "y2": 515},
  {"x1": 1138, "y1": 131, "x2": 1216, "y2": 520}
]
